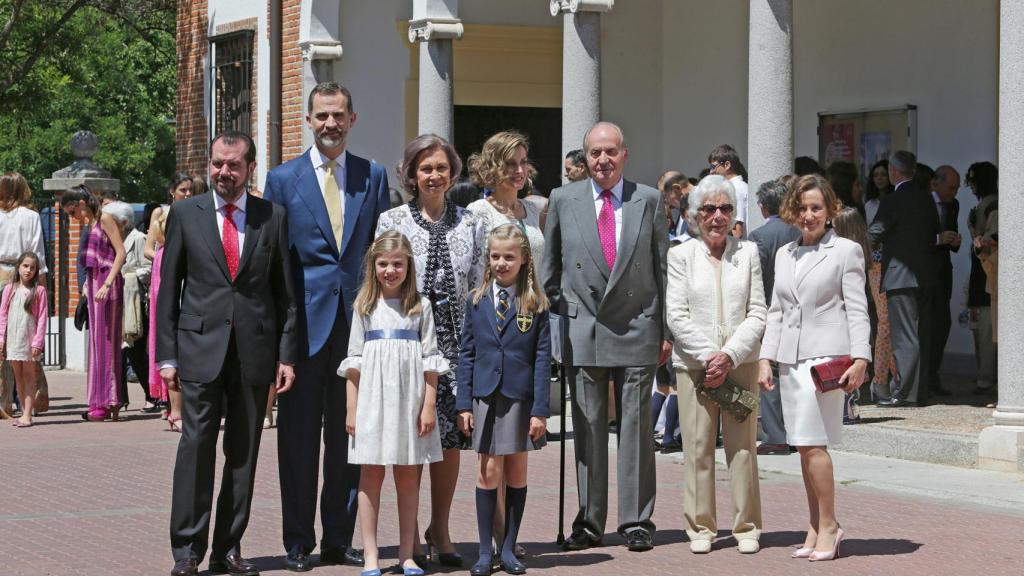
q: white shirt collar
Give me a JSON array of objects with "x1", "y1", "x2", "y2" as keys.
[
  {"x1": 311, "y1": 146, "x2": 347, "y2": 171},
  {"x1": 931, "y1": 190, "x2": 942, "y2": 203},
  {"x1": 213, "y1": 191, "x2": 247, "y2": 213},
  {"x1": 729, "y1": 174, "x2": 744, "y2": 184},
  {"x1": 590, "y1": 177, "x2": 624, "y2": 201},
  {"x1": 492, "y1": 280, "x2": 518, "y2": 302}
]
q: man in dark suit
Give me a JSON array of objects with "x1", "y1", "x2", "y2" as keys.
[
  {"x1": 926, "y1": 165, "x2": 962, "y2": 395},
  {"x1": 542, "y1": 121, "x2": 671, "y2": 552},
  {"x1": 868, "y1": 150, "x2": 941, "y2": 407},
  {"x1": 159, "y1": 131, "x2": 297, "y2": 576},
  {"x1": 748, "y1": 179, "x2": 799, "y2": 454},
  {"x1": 262, "y1": 82, "x2": 390, "y2": 572}
]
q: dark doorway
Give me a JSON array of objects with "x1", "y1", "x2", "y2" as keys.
[{"x1": 454, "y1": 105, "x2": 562, "y2": 197}]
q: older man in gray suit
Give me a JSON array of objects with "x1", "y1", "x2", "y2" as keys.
[{"x1": 542, "y1": 121, "x2": 671, "y2": 552}]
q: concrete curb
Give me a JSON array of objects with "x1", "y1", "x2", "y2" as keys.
[{"x1": 835, "y1": 423, "x2": 979, "y2": 468}]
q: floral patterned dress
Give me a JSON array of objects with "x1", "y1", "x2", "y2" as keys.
[{"x1": 375, "y1": 200, "x2": 485, "y2": 449}]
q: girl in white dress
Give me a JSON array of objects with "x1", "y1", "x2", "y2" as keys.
[
  {"x1": 0, "y1": 252, "x2": 48, "y2": 427},
  {"x1": 339, "y1": 231, "x2": 447, "y2": 576}
]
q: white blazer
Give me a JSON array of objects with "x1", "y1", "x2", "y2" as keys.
[
  {"x1": 760, "y1": 230, "x2": 872, "y2": 365},
  {"x1": 667, "y1": 236, "x2": 767, "y2": 370}
]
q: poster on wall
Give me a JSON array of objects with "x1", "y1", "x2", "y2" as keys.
[{"x1": 818, "y1": 105, "x2": 917, "y2": 180}]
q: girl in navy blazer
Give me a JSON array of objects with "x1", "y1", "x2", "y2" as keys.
[{"x1": 457, "y1": 223, "x2": 551, "y2": 576}]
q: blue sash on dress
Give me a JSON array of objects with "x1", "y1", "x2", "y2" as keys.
[{"x1": 365, "y1": 329, "x2": 420, "y2": 342}]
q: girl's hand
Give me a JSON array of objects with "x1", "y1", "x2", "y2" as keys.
[
  {"x1": 458, "y1": 411, "x2": 474, "y2": 436},
  {"x1": 95, "y1": 284, "x2": 110, "y2": 302},
  {"x1": 840, "y1": 359, "x2": 869, "y2": 393},
  {"x1": 419, "y1": 403, "x2": 437, "y2": 437},
  {"x1": 529, "y1": 416, "x2": 547, "y2": 441},
  {"x1": 31, "y1": 347, "x2": 43, "y2": 362},
  {"x1": 346, "y1": 409, "x2": 356, "y2": 437},
  {"x1": 757, "y1": 359, "x2": 775, "y2": 391}
]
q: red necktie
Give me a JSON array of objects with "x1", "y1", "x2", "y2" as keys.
[
  {"x1": 598, "y1": 189, "x2": 617, "y2": 270},
  {"x1": 222, "y1": 203, "x2": 239, "y2": 279}
]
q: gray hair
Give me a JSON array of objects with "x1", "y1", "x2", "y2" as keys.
[
  {"x1": 582, "y1": 121, "x2": 627, "y2": 151},
  {"x1": 687, "y1": 174, "x2": 737, "y2": 232},
  {"x1": 102, "y1": 201, "x2": 135, "y2": 227},
  {"x1": 888, "y1": 150, "x2": 916, "y2": 179},
  {"x1": 756, "y1": 180, "x2": 789, "y2": 216}
]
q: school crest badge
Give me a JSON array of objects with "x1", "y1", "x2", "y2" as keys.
[{"x1": 516, "y1": 312, "x2": 533, "y2": 333}]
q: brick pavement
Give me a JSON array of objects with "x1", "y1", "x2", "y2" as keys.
[{"x1": 1, "y1": 371, "x2": 1021, "y2": 576}]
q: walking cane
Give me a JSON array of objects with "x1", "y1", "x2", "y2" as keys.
[{"x1": 557, "y1": 361, "x2": 567, "y2": 545}]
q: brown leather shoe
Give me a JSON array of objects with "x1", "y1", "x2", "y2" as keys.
[
  {"x1": 209, "y1": 553, "x2": 259, "y2": 575},
  {"x1": 170, "y1": 558, "x2": 198, "y2": 576}
]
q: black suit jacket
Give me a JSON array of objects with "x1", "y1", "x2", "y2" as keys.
[
  {"x1": 156, "y1": 193, "x2": 298, "y2": 385},
  {"x1": 868, "y1": 180, "x2": 941, "y2": 290}
]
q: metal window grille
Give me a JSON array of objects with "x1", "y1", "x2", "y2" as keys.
[{"x1": 210, "y1": 30, "x2": 255, "y2": 136}]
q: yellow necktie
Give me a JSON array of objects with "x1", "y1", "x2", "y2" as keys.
[{"x1": 323, "y1": 159, "x2": 344, "y2": 247}]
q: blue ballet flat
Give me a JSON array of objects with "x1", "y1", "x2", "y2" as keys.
[
  {"x1": 360, "y1": 569, "x2": 382, "y2": 576},
  {"x1": 402, "y1": 566, "x2": 425, "y2": 576}
]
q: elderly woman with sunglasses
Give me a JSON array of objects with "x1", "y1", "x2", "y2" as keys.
[{"x1": 666, "y1": 175, "x2": 767, "y2": 555}]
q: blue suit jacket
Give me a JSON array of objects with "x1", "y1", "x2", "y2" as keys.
[
  {"x1": 455, "y1": 292, "x2": 552, "y2": 417},
  {"x1": 263, "y1": 149, "x2": 390, "y2": 356}
]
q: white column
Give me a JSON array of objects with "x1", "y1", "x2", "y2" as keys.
[
  {"x1": 410, "y1": 0, "x2": 463, "y2": 141},
  {"x1": 746, "y1": 0, "x2": 793, "y2": 229},
  {"x1": 551, "y1": 0, "x2": 613, "y2": 180},
  {"x1": 979, "y1": 0, "x2": 1024, "y2": 473}
]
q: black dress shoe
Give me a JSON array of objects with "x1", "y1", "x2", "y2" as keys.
[
  {"x1": 660, "y1": 438, "x2": 683, "y2": 454},
  {"x1": 500, "y1": 558, "x2": 527, "y2": 575},
  {"x1": 561, "y1": 528, "x2": 601, "y2": 551},
  {"x1": 625, "y1": 528, "x2": 654, "y2": 552},
  {"x1": 320, "y1": 547, "x2": 365, "y2": 566},
  {"x1": 209, "y1": 553, "x2": 259, "y2": 575},
  {"x1": 285, "y1": 551, "x2": 311, "y2": 572},
  {"x1": 469, "y1": 559, "x2": 493, "y2": 576},
  {"x1": 170, "y1": 558, "x2": 198, "y2": 576},
  {"x1": 876, "y1": 398, "x2": 918, "y2": 408}
]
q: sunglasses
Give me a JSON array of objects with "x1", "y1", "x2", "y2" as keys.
[{"x1": 698, "y1": 203, "x2": 734, "y2": 216}]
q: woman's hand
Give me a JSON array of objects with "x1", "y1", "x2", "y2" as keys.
[
  {"x1": 839, "y1": 358, "x2": 869, "y2": 393},
  {"x1": 459, "y1": 411, "x2": 474, "y2": 436},
  {"x1": 346, "y1": 409, "x2": 356, "y2": 437},
  {"x1": 757, "y1": 359, "x2": 775, "y2": 391},
  {"x1": 419, "y1": 403, "x2": 437, "y2": 437},
  {"x1": 31, "y1": 347, "x2": 43, "y2": 362},
  {"x1": 529, "y1": 416, "x2": 547, "y2": 441},
  {"x1": 95, "y1": 283, "x2": 110, "y2": 302}
]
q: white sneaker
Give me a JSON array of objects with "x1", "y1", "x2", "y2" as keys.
[
  {"x1": 737, "y1": 539, "x2": 760, "y2": 554},
  {"x1": 689, "y1": 539, "x2": 712, "y2": 554}
]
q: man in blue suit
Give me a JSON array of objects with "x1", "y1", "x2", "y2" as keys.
[{"x1": 263, "y1": 82, "x2": 390, "y2": 572}]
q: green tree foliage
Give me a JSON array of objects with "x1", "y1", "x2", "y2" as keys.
[{"x1": 0, "y1": 1, "x2": 176, "y2": 202}]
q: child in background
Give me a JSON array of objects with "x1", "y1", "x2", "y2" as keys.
[
  {"x1": 0, "y1": 252, "x2": 48, "y2": 427},
  {"x1": 339, "y1": 231, "x2": 446, "y2": 576},
  {"x1": 457, "y1": 224, "x2": 551, "y2": 576}
]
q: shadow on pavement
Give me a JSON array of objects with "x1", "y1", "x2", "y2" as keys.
[{"x1": 842, "y1": 537, "x2": 922, "y2": 556}]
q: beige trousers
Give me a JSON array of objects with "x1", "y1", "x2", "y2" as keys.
[{"x1": 677, "y1": 362, "x2": 762, "y2": 542}]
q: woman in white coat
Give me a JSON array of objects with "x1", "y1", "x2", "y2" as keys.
[
  {"x1": 667, "y1": 175, "x2": 767, "y2": 555},
  {"x1": 757, "y1": 174, "x2": 871, "y2": 562}
]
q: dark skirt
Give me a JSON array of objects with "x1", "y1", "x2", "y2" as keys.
[{"x1": 472, "y1": 393, "x2": 547, "y2": 455}]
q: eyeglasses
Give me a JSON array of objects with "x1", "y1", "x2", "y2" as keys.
[
  {"x1": 709, "y1": 161, "x2": 724, "y2": 170},
  {"x1": 698, "y1": 203, "x2": 734, "y2": 216}
]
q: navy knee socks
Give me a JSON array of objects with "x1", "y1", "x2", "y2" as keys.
[
  {"x1": 650, "y1": 391, "x2": 667, "y2": 431},
  {"x1": 475, "y1": 488, "x2": 498, "y2": 568},
  {"x1": 663, "y1": 394, "x2": 680, "y2": 441},
  {"x1": 501, "y1": 486, "x2": 528, "y2": 566}
]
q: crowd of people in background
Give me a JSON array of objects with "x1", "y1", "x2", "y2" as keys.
[{"x1": 0, "y1": 80, "x2": 1003, "y2": 575}]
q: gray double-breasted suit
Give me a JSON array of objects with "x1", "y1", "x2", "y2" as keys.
[{"x1": 541, "y1": 178, "x2": 669, "y2": 537}]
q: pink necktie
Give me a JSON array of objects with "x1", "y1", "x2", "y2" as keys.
[
  {"x1": 598, "y1": 189, "x2": 616, "y2": 270},
  {"x1": 222, "y1": 203, "x2": 239, "y2": 279}
]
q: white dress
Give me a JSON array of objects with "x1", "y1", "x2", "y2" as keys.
[
  {"x1": 778, "y1": 244, "x2": 844, "y2": 446},
  {"x1": 338, "y1": 297, "x2": 449, "y2": 465},
  {"x1": 4, "y1": 286, "x2": 36, "y2": 361}
]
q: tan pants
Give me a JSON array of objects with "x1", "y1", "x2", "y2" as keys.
[{"x1": 677, "y1": 362, "x2": 762, "y2": 542}]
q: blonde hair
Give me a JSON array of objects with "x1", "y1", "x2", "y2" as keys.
[
  {"x1": 467, "y1": 131, "x2": 530, "y2": 190},
  {"x1": 0, "y1": 172, "x2": 33, "y2": 212},
  {"x1": 780, "y1": 174, "x2": 842, "y2": 226},
  {"x1": 472, "y1": 224, "x2": 549, "y2": 314},
  {"x1": 353, "y1": 232, "x2": 422, "y2": 317},
  {"x1": 831, "y1": 207, "x2": 872, "y2": 263}
]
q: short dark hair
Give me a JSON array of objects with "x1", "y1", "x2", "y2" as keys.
[
  {"x1": 565, "y1": 149, "x2": 585, "y2": 167},
  {"x1": 307, "y1": 81, "x2": 354, "y2": 114},
  {"x1": 794, "y1": 156, "x2": 823, "y2": 176},
  {"x1": 98, "y1": 188, "x2": 119, "y2": 201},
  {"x1": 966, "y1": 161, "x2": 998, "y2": 198},
  {"x1": 211, "y1": 130, "x2": 256, "y2": 164},
  {"x1": 662, "y1": 171, "x2": 689, "y2": 192},
  {"x1": 756, "y1": 180, "x2": 789, "y2": 216},
  {"x1": 827, "y1": 160, "x2": 859, "y2": 208},
  {"x1": 708, "y1": 144, "x2": 742, "y2": 172}
]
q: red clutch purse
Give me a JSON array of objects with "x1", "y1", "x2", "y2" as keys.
[{"x1": 810, "y1": 356, "x2": 853, "y2": 393}]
